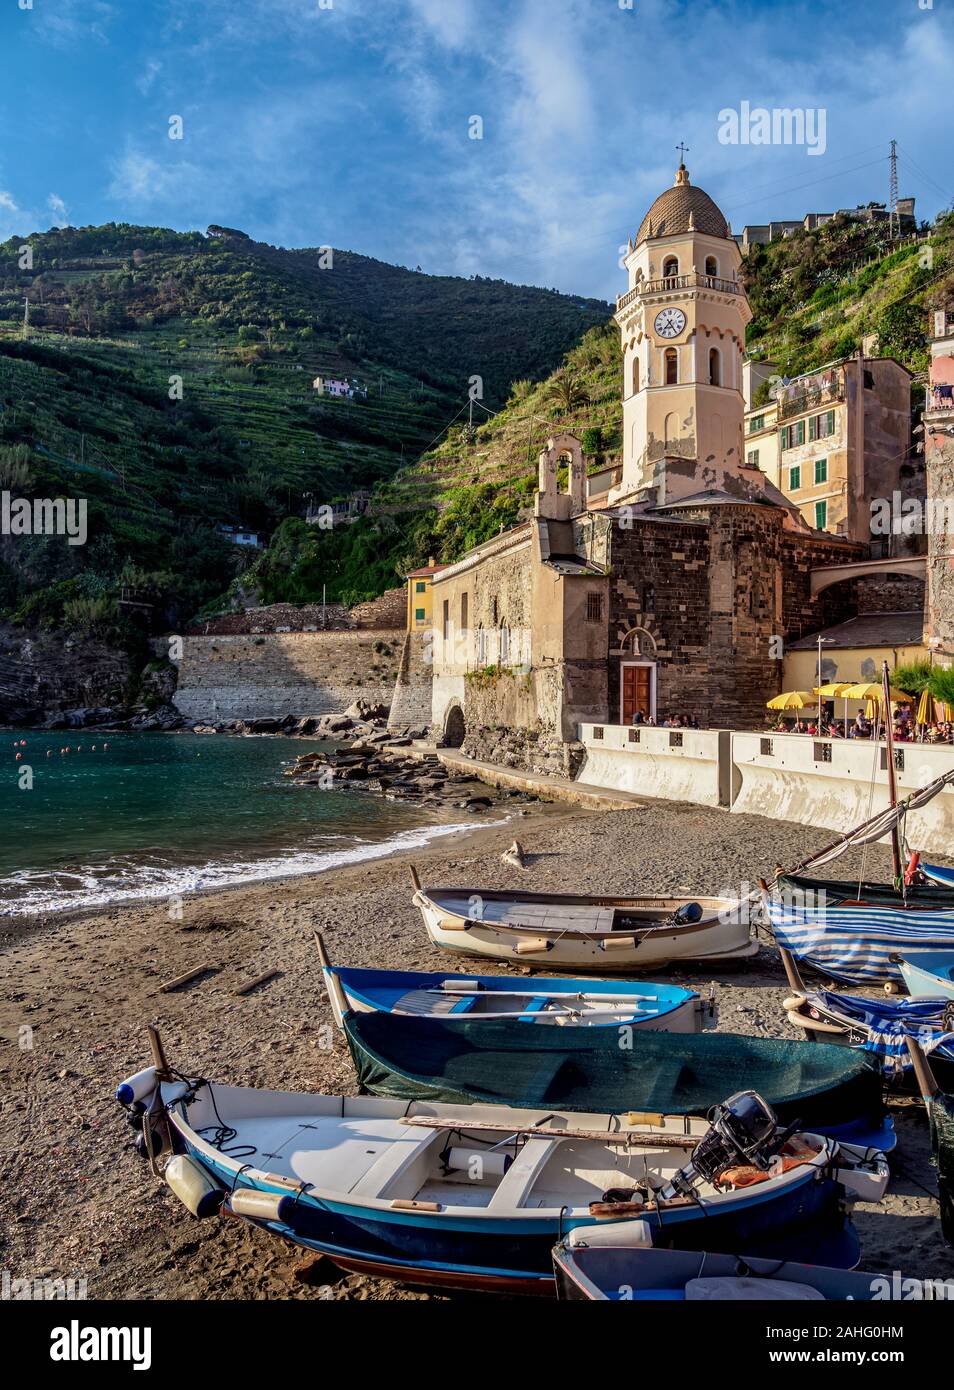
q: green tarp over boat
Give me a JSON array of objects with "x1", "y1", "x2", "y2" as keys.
[{"x1": 343, "y1": 1011, "x2": 883, "y2": 1129}]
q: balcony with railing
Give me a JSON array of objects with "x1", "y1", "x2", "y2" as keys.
[
  {"x1": 775, "y1": 373, "x2": 846, "y2": 420},
  {"x1": 926, "y1": 382, "x2": 954, "y2": 417},
  {"x1": 616, "y1": 272, "x2": 743, "y2": 312}
]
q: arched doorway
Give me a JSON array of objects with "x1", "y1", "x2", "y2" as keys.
[
  {"x1": 619, "y1": 628, "x2": 657, "y2": 724},
  {"x1": 443, "y1": 704, "x2": 465, "y2": 748}
]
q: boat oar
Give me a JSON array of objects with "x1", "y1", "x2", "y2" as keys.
[
  {"x1": 400, "y1": 1116, "x2": 699, "y2": 1149},
  {"x1": 430, "y1": 985, "x2": 659, "y2": 1003},
  {"x1": 396, "y1": 1006, "x2": 647, "y2": 1021}
]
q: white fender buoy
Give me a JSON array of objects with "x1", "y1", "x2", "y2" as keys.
[
  {"x1": 514, "y1": 936, "x2": 552, "y2": 955},
  {"x1": 568, "y1": 1218, "x2": 653, "y2": 1249},
  {"x1": 115, "y1": 1066, "x2": 158, "y2": 1106},
  {"x1": 163, "y1": 1154, "x2": 223, "y2": 1218},
  {"x1": 444, "y1": 1146, "x2": 512, "y2": 1177},
  {"x1": 229, "y1": 1187, "x2": 295, "y2": 1224}
]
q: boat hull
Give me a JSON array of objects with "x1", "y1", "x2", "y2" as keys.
[
  {"x1": 126, "y1": 1073, "x2": 867, "y2": 1296},
  {"x1": 552, "y1": 1243, "x2": 880, "y2": 1302},
  {"x1": 415, "y1": 889, "x2": 756, "y2": 971},
  {"x1": 331, "y1": 965, "x2": 707, "y2": 1032},
  {"x1": 898, "y1": 953, "x2": 954, "y2": 1002},
  {"x1": 198, "y1": 1142, "x2": 855, "y2": 1289},
  {"x1": 783, "y1": 989, "x2": 954, "y2": 1089}
]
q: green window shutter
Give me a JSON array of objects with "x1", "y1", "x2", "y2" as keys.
[
  {"x1": 826, "y1": 409, "x2": 835, "y2": 436},
  {"x1": 415, "y1": 608, "x2": 426, "y2": 622},
  {"x1": 815, "y1": 457, "x2": 828, "y2": 484},
  {"x1": 815, "y1": 500, "x2": 827, "y2": 529},
  {"x1": 789, "y1": 465, "x2": 801, "y2": 490}
]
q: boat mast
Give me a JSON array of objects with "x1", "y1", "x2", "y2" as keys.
[{"x1": 882, "y1": 659, "x2": 903, "y2": 885}]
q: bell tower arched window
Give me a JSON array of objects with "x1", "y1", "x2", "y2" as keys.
[
  {"x1": 662, "y1": 256, "x2": 679, "y2": 279},
  {"x1": 664, "y1": 347, "x2": 678, "y2": 385},
  {"x1": 631, "y1": 357, "x2": 639, "y2": 394},
  {"x1": 705, "y1": 255, "x2": 718, "y2": 278},
  {"x1": 708, "y1": 348, "x2": 721, "y2": 386}
]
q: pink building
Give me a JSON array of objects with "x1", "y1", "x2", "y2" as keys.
[{"x1": 924, "y1": 310, "x2": 954, "y2": 657}]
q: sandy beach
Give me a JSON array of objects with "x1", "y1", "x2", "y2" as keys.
[{"x1": 2, "y1": 797, "x2": 953, "y2": 1301}]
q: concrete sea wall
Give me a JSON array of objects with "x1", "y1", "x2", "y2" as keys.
[{"x1": 576, "y1": 723, "x2": 954, "y2": 853}]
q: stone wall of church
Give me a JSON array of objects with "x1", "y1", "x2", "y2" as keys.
[
  {"x1": 605, "y1": 506, "x2": 861, "y2": 730},
  {"x1": 607, "y1": 515, "x2": 712, "y2": 724}
]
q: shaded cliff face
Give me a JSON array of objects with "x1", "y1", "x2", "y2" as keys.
[{"x1": 0, "y1": 623, "x2": 142, "y2": 725}]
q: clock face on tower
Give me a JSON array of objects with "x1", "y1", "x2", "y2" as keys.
[{"x1": 654, "y1": 307, "x2": 687, "y2": 339}]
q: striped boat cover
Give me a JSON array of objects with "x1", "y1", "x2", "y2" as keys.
[
  {"x1": 813, "y1": 990, "x2": 954, "y2": 1075},
  {"x1": 765, "y1": 897, "x2": 954, "y2": 984}
]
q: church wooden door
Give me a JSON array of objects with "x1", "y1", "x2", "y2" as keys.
[{"x1": 621, "y1": 663, "x2": 653, "y2": 724}]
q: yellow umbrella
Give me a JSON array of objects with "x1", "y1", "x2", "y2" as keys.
[
  {"x1": 840, "y1": 681, "x2": 912, "y2": 705},
  {"x1": 814, "y1": 682, "x2": 855, "y2": 736},
  {"x1": 917, "y1": 688, "x2": 937, "y2": 725},
  {"x1": 766, "y1": 690, "x2": 816, "y2": 711}
]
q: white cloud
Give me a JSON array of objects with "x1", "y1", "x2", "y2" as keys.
[
  {"x1": 136, "y1": 60, "x2": 163, "y2": 95},
  {"x1": 47, "y1": 193, "x2": 70, "y2": 226}
]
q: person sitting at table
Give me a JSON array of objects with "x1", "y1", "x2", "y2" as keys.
[{"x1": 851, "y1": 710, "x2": 871, "y2": 738}]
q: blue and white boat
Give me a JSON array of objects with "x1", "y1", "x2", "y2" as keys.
[
  {"x1": 924, "y1": 863, "x2": 954, "y2": 892},
  {"x1": 316, "y1": 934, "x2": 711, "y2": 1033},
  {"x1": 551, "y1": 1244, "x2": 917, "y2": 1302},
  {"x1": 118, "y1": 1042, "x2": 881, "y2": 1293},
  {"x1": 779, "y1": 948, "x2": 954, "y2": 1086},
  {"x1": 898, "y1": 951, "x2": 954, "y2": 1002}
]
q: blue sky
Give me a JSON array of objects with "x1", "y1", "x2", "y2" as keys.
[{"x1": 1, "y1": 0, "x2": 952, "y2": 300}]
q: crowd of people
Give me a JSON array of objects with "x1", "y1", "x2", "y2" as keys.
[
  {"x1": 773, "y1": 708, "x2": 954, "y2": 743},
  {"x1": 630, "y1": 711, "x2": 701, "y2": 729}
]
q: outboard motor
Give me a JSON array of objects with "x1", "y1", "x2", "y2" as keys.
[
  {"x1": 660, "y1": 1091, "x2": 781, "y2": 1200},
  {"x1": 670, "y1": 901, "x2": 703, "y2": 927}
]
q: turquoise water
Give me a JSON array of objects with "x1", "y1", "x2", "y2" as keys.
[{"x1": 0, "y1": 732, "x2": 483, "y2": 917}]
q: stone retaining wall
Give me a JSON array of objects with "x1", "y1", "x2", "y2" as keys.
[{"x1": 172, "y1": 629, "x2": 403, "y2": 721}]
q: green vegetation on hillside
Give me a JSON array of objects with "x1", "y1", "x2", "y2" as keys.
[
  {"x1": 743, "y1": 211, "x2": 954, "y2": 380},
  {"x1": 0, "y1": 222, "x2": 610, "y2": 633}
]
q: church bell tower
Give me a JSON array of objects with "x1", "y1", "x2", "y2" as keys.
[{"x1": 611, "y1": 160, "x2": 752, "y2": 505}]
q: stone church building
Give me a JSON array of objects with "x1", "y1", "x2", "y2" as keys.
[{"x1": 427, "y1": 164, "x2": 870, "y2": 770}]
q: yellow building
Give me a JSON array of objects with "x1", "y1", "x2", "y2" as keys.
[
  {"x1": 404, "y1": 561, "x2": 447, "y2": 631},
  {"x1": 743, "y1": 399, "x2": 780, "y2": 481},
  {"x1": 743, "y1": 355, "x2": 912, "y2": 543},
  {"x1": 782, "y1": 611, "x2": 926, "y2": 692}
]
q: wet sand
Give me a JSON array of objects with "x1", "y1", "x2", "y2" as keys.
[{"x1": 1, "y1": 799, "x2": 952, "y2": 1300}]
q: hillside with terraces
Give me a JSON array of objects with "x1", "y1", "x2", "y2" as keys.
[{"x1": 0, "y1": 222, "x2": 610, "y2": 634}]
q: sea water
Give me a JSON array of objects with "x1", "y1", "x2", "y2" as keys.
[{"x1": 0, "y1": 731, "x2": 486, "y2": 917}]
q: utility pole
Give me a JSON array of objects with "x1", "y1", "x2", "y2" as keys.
[
  {"x1": 888, "y1": 139, "x2": 899, "y2": 242},
  {"x1": 22, "y1": 296, "x2": 30, "y2": 337}
]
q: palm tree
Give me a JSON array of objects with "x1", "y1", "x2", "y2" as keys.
[{"x1": 547, "y1": 370, "x2": 589, "y2": 416}]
